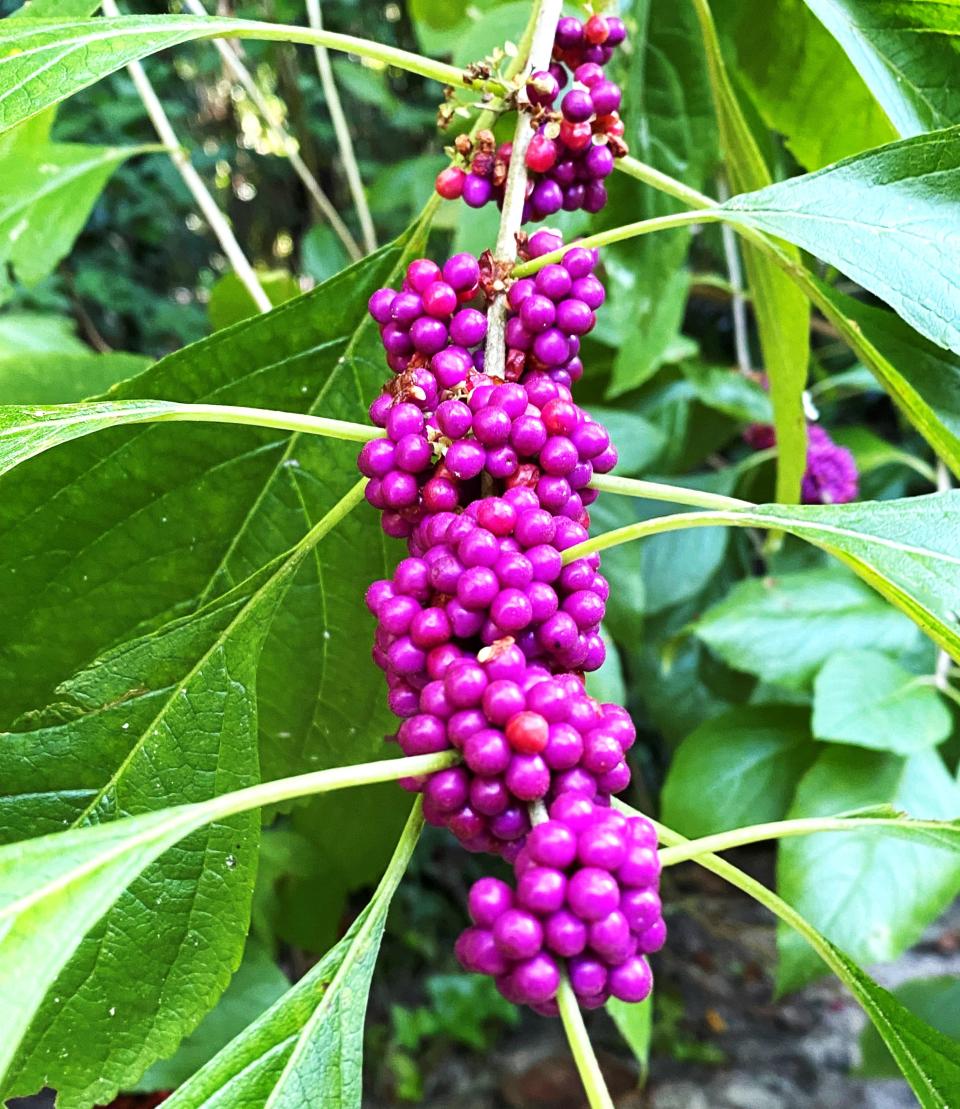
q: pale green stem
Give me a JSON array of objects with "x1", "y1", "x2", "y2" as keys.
[
  {"x1": 614, "y1": 800, "x2": 873, "y2": 992},
  {"x1": 511, "y1": 210, "x2": 721, "y2": 276},
  {"x1": 560, "y1": 510, "x2": 735, "y2": 564},
  {"x1": 657, "y1": 815, "x2": 960, "y2": 867},
  {"x1": 113, "y1": 402, "x2": 381, "y2": 442},
  {"x1": 208, "y1": 750, "x2": 460, "y2": 824},
  {"x1": 556, "y1": 978, "x2": 616, "y2": 1109},
  {"x1": 305, "y1": 0, "x2": 378, "y2": 255},
  {"x1": 588, "y1": 472, "x2": 753, "y2": 511},
  {"x1": 614, "y1": 154, "x2": 719, "y2": 211}
]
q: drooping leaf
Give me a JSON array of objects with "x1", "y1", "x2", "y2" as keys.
[
  {"x1": 0, "y1": 16, "x2": 461, "y2": 135},
  {"x1": 713, "y1": 0, "x2": 897, "y2": 169},
  {"x1": 629, "y1": 801, "x2": 960, "y2": 1106},
  {"x1": 607, "y1": 996, "x2": 652, "y2": 1080},
  {"x1": 859, "y1": 977, "x2": 960, "y2": 1081},
  {"x1": 0, "y1": 230, "x2": 420, "y2": 785},
  {"x1": 661, "y1": 706, "x2": 814, "y2": 837},
  {"x1": 691, "y1": 0, "x2": 809, "y2": 504},
  {"x1": 0, "y1": 137, "x2": 156, "y2": 297},
  {"x1": 0, "y1": 485, "x2": 365, "y2": 1107},
  {"x1": 600, "y1": 0, "x2": 717, "y2": 395},
  {"x1": 800, "y1": 0, "x2": 960, "y2": 137},
  {"x1": 163, "y1": 801, "x2": 423, "y2": 1109},
  {"x1": 719, "y1": 129, "x2": 960, "y2": 357},
  {"x1": 812, "y1": 649, "x2": 952, "y2": 755},
  {"x1": 814, "y1": 285, "x2": 960, "y2": 478},
  {"x1": 777, "y1": 746, "x2": 960, "y2": 993},
  {"x1": 694, "y1": 567, "x2": 919, "y2": 689},
  {"x1": 0, "y1": 732, "x2": 425, "y2": 1096}
]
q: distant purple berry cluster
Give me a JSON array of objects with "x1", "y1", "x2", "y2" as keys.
[
  {"x1": 435, "y1": 14, "x2": 628, "y2": 222},
  {"x1": 744, "y1": 422, "x2": 859, "y2": 505},
  {"x1": 457, "y1": 796, "x2": 662, "y2": 1012},
  {"x1": 359, "y1": 227, "x2": 662, "y2": 1013}
]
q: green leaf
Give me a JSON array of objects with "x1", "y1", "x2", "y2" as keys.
[
  {"x1": 0, "y1": 311, "x2": 88, "y2": 355},
  {"x1": 859, "y1": 977, "x2": 960, "y2": 1080},
  {"x1": 0, "y1": 485, "x2": 364, "y2": 1106},
  {"x1": 583, "y1": 405, "x2": 665, "y2": 476},
  {"x1": 163, "y1": 801, "x2": 422, "y2": 1109},
  {"x1": 587, "y1": 496, "x2": 645, "y2": 642},
  {"x1": 801, "y1": 0, "x2": 960, "y2": 138},
  {"x1": 743, "y1": 494, "x2": 960, "y2": 663},
  {"x1": 0, "y1": 745, "x2": 436, "y2": 1097},
  {"x1": 694, "y1": 567, "x2": 919, "y2": 689},
  {"x1": 9, "y1": 0, "x2": 102, "y2": 16},
  {"x1": 634, "y1": 802, "x2": 960, "y2": 1107},
  {"x1": 607, "y1": 996, "x2": 652, "y2": 1080},
  {"x1": 692, "y1": 0, "x2": 810, "y2": 504},
  {"x1": 661, "y1": 706, "x2": 813, "y2": 838},
  {"x1": 815, "y1": 285, "x2": 960, "y2": 478},
  {"x1": 813, "y1": 649, "x2": 952, "y2": 755},
  {"x1": 0, "y1": 351, "x2": 151, "y2": 404},
  {"x1": 678, "y1": 360, "x2": 773, "y2": 423},
  {"x1": 208, "y1": 271, "x2": 302, "y2": 332},
  {"x1": 777, "y1": 746, "x2": 960, "y2": 993},
  {"x1": 0, "y1": 230, "x2": 419, "y2": 780},
  {"x1": 601, "y1": 0, "x2": 717, "y2": 395},
  {"x1": 0, "y1": 138, "x2": 155, "y2": 296},
  {"x1": 0, "y1": 16, "x2": 467, "y2": 135},
  {"x1": 714, "y1": 0, "x2": 897, "y2": 169},
  {"x1": 135, "y1": 939, "x2": 290, "y2": 1093},
  {"x1": 720, "y1": 129, "x2": 960, "y2": 358}
]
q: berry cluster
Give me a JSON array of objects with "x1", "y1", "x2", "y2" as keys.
[
  {"x1": 456, "y1": 796, "x2": 664, "y2": 1013},
  {"x1": 360, "y1": 238, "x2": 615, "y2": 542},
  {"x1": 359, "y1": 229, "x2": 662, "y2": 1013},
  {"x1": 435, "y1": 15, "x2": 628, "y2": 222},
  {"x1": 744, "y1": 422, "x2": 859, "y2": 505}
]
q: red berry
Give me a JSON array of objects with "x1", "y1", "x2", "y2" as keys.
[
  {"x1": 506, "y1": 711, "x2": 550, "y2": 754},
  {"x1": 596, "y1": 113, "x2": 625, "y2": 139},
  {"x1": 584, "y1": 14, "x2": 609, "y2": 44},
  {"x1": 559, "y1": 119, "x2": 593, "y2": 152},
  {"x1": 525, "y1": 134, "x2": 558, "y2": 174},
  {"x1": 436, "y1": 165, "x2": 465, "y2": 200}
]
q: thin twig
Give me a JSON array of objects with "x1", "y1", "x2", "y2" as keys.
[
  {"x1": 181, "y1": 0, "x2": 362, "y2": 262},
  {"x1": 305, "y1": 0, "x2": 377, "y2": 255},
  {"x1": 484, "y1": 0, "x2": 564, "y2": 380},
  {"x1": 935, "y1": 460, "x2": 952, "y2": 692},
  {"x1": 101, "y1": 0, "x2": 271, "y2": 312},
  {"x1": 718, "y1": 173, "x2": 751, "y2": 375}
]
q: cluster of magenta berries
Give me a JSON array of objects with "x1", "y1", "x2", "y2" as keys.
[
  {"x1": 744, "y1": 422, "x2": 859, "y2": 505},
  {"x1": 456, "y1": 796, "x2": 664, "y2": 1012},
  {"x1": 359, "y1": 233, "x2": 662, "y2": 1015},
  {"x1": 435, "y1": 14, "x2": 628, "y2": 222},
  {"x1": 359, "y1": 239, "x2": 615, "y2": 541}
]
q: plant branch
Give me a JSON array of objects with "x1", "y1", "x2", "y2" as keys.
[
  {"x1": 614, "y1": 154, "x2": 719, "y2": 210},
  {"x1": 510, "y1": 210, "x2": 722, "y2": 277},
  {"x1": 100, "y1": 0, "x2": 271, "y2": 312},
  {"x1": 140, "y1": 402, "x2": 383, "y2": 441},
  {"x1": 587, "y1": 472, "x2": 753, "y2": 511},
  {"x1": 560, "y1": 509, "x2": 735, "y2": 564},
  {"x1": 305, "y1": 0, "x2": 378, "y2": 255},
  {"x1": 484, "y1": 0, "x2": 564, "y2": 381},
  {"x1": 657, "y1": 815, "x2": 960, "y2": 867},
  {"x1": 717, "y1": 173, "x2": 752, "y2": 374},
  {"x1": 556, "y1": 978, "x2": 616, "y2": 1109},
  {"x1": 181, "y1": 0, "x2": 362, "y2": 262}
]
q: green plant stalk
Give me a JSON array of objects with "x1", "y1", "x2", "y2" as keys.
[
  {"x1": 143, "y1": 402, "x2": 382, "y2": 441},
  {"x1": 561, "y1": 510, "x2": 734, "y2": 564},
  {"x1": 25, "y1": 15, "x2": 507, "y2": 96},
  {"x1": 511, "y1": 210, "x2": 721, "y2": 276},
  {"x1": 588, "y1": 472, "x2": 752, "y2": 510},
  {"x1": 615, "y1": 154, "x2": 719, "y2": 211},
  {"x1": 556, "y1": 978, "x2": 616, "y2": 1109},
  {"x1": 657, "y1": 815, "x2": 960, "y2": 867}
]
